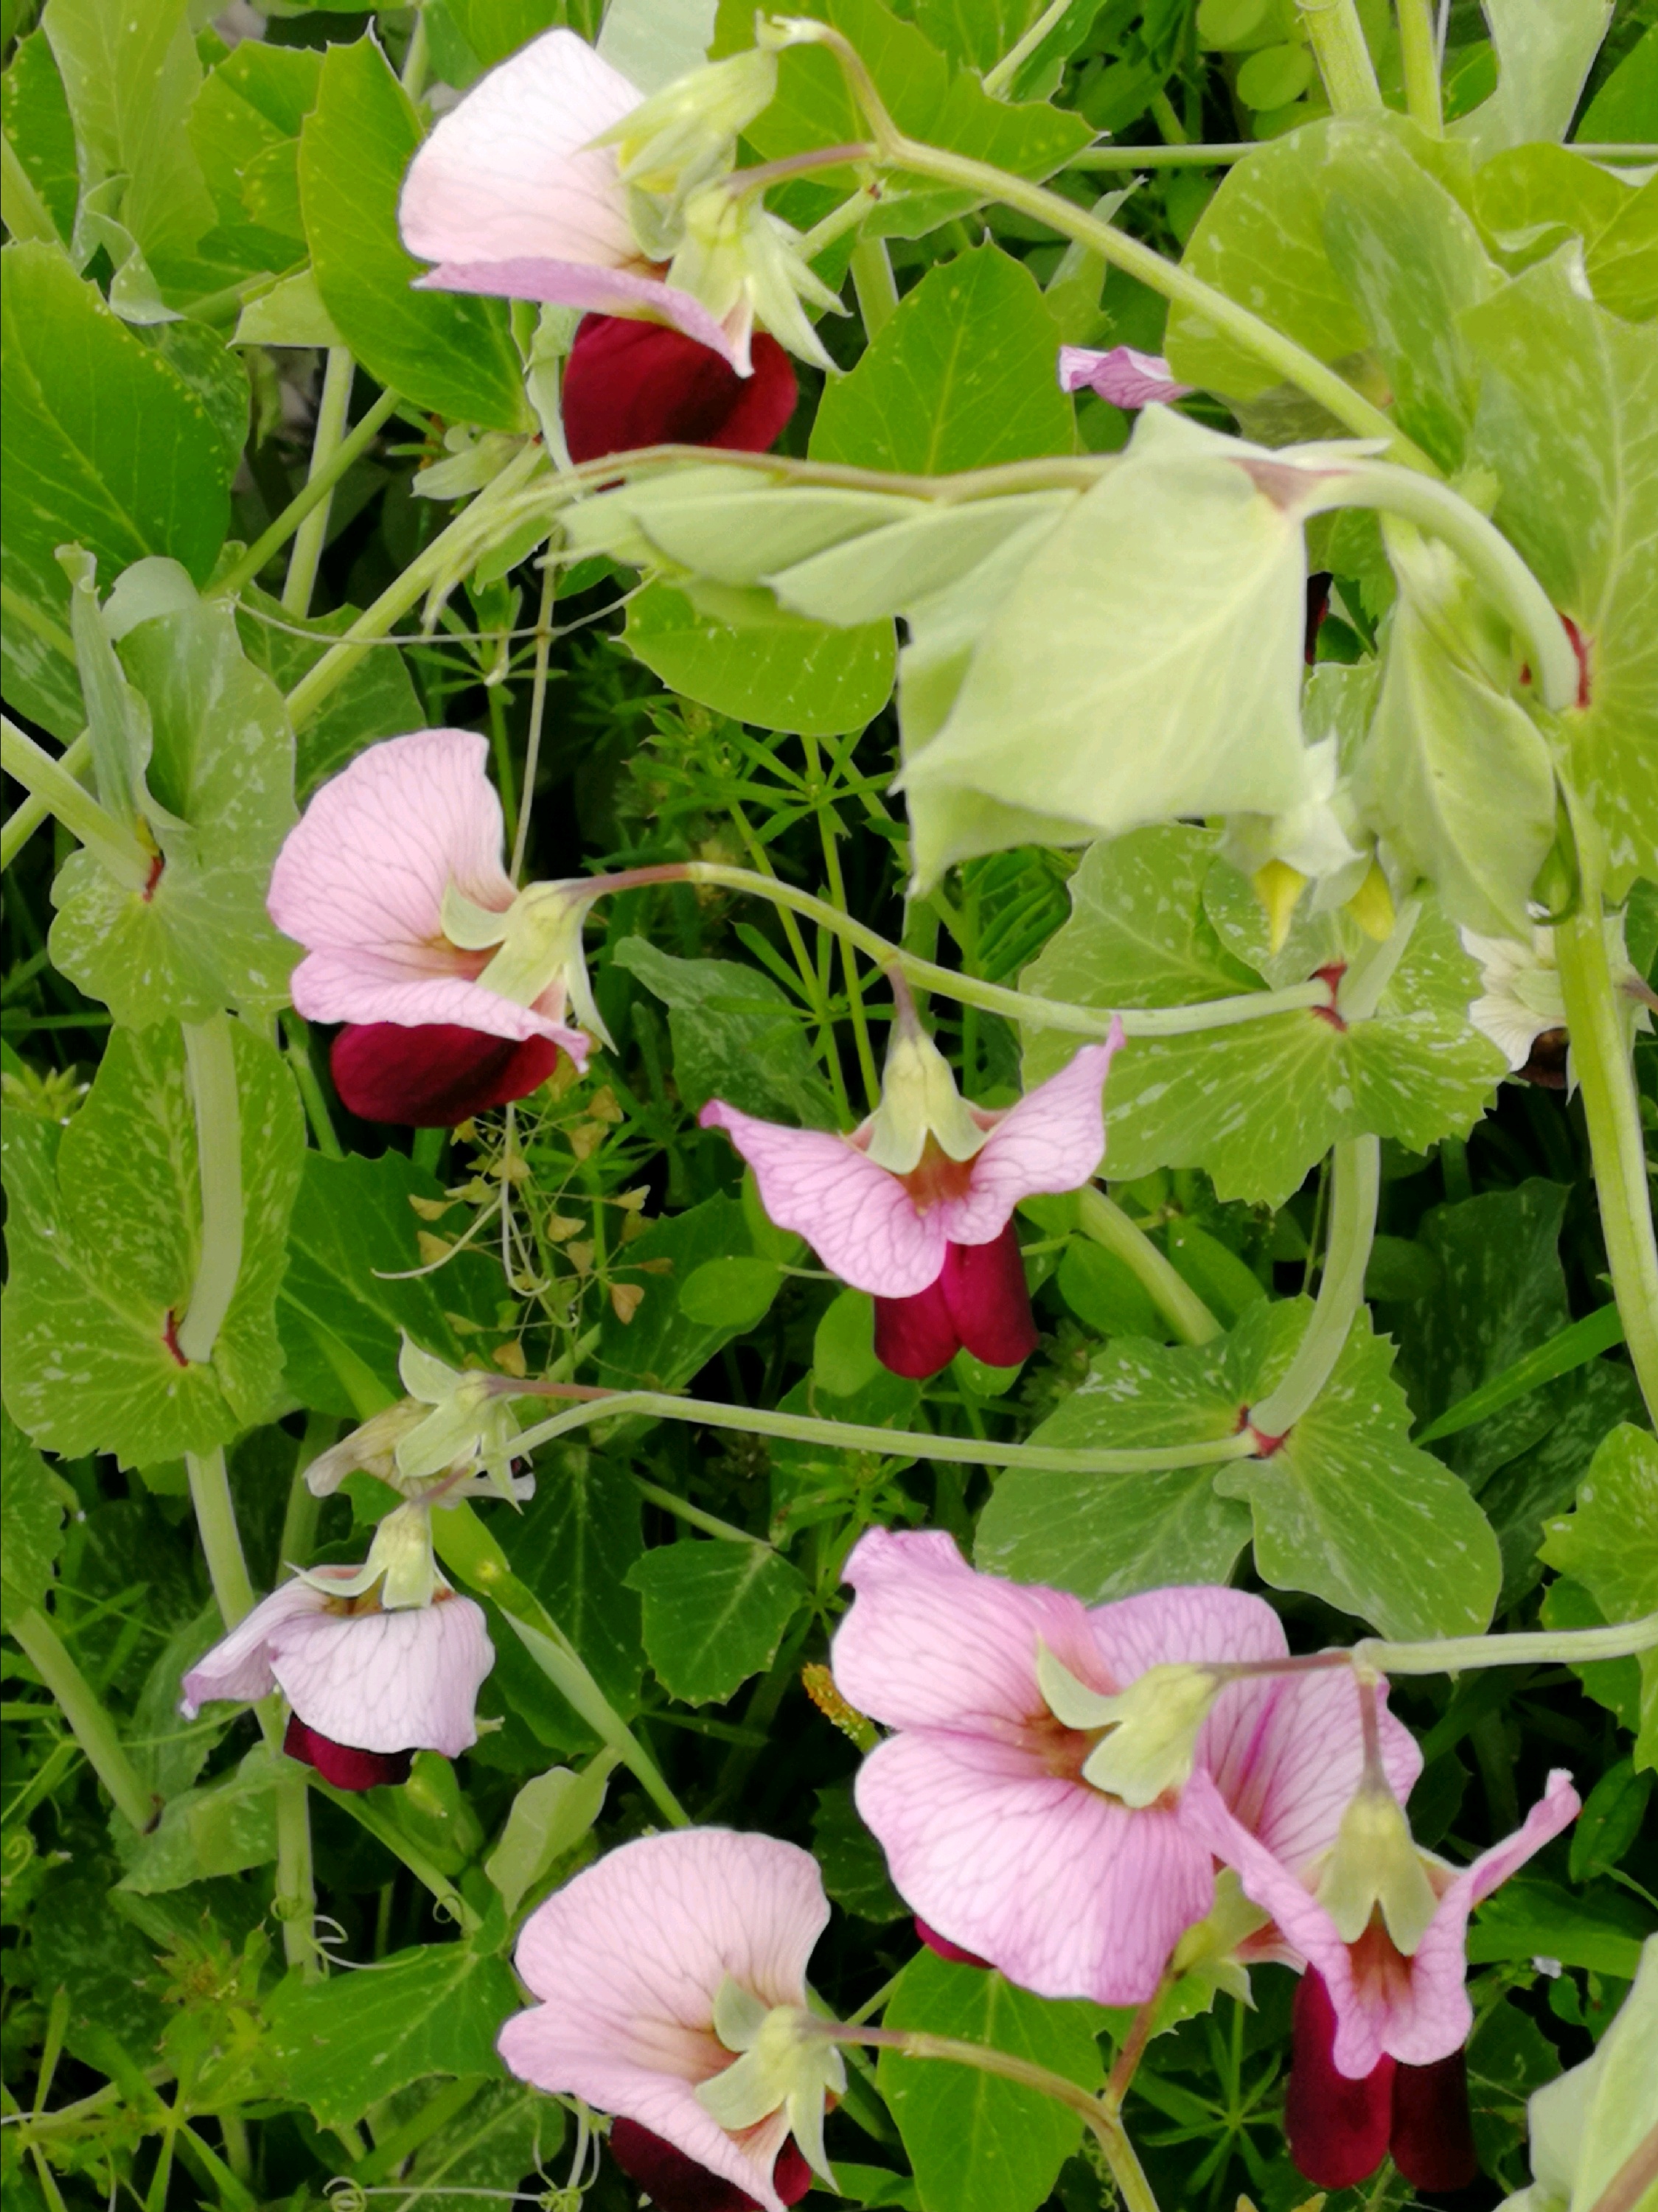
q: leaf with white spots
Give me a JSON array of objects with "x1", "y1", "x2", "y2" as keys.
[{"x1": 0, "y1": 1403, "x2": 65, "y2": 1629}]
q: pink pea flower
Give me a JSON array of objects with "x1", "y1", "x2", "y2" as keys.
[
  {"x1": 1058, "y1": 344, "x2": 1194, "y2": 409},
  {"x1": 700, "y1": 1008, "x2": 1123, "y2": 1379},
  {"x1": 829, "y1": 1529, "x2": 1420, "y2": 2006},
  {"x1": 268, "y1": 730, "x2": 595, "y2": 1126},
  {"x1": 1180, "y1": 1759, "x2": 1579, "y2": 2188},
  {"x1": 499, "y1": 1829, "x2": 839, "y2": 2212},
  {"x1": 179, "y1": 1569, "x2": 495, "y2": 1792}
]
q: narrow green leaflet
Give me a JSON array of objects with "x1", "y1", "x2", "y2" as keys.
[
  {"x1": 512, "y1": 1454, "x2": 647, "y2": 1716},
  {"x1": 1464, "y1": 1877, "x2": 1651, "y2": 1979},
  {"x1": 613, "y1": 935, "x2": 835, "y2": 1124},
  {"x1": 1460, "y1": 255, "x2": 1658, "y2": 893},
  {"x1": 269, "y1": 1940, "x2": 518, "y2": 2129},
  {"x1": 877, "y1": 1949, "x2": 1104, "y2": 2212},
  {"x1": 116, "y1": 1744, "x2": 279, "y2": 1896},
  {"x1": 622, "y1": 582, "x2": 896, "y2": 737},
  {"x1": 0, "y1": 1403, "x2": 65, "y2": 1627},
  {"x1": 625, "y1": 1538, "x2": 809, "y2": 1705},
  {"x1": 1214, "y1": 1307, "x2": 1502, "y2": 1639},
  {"x1": 0, "y1": 243, "x2": 235, "y2": 738},
  {"x1": 1449, "y1": 0, "x2": 1613, "y2": 158},
  {"x1": 188, "y1": 42, "x2": 321, "y2": 279},
  {"x1": 484, "y1": 1761, "x2": 612, "y2": 1919},
  {"x1": 1540, "y1": 1426, "x2": 1658, "y2": 1769},
  {"x1": 811, "y1": 245, "x2": 1074, "y2": 475},
  {"x1": 49, "y1": 563, "x2": 299, "y2": 1026},
  {"x1": 1, "y1": 30, "x2": 77, "y2": 248},
  {"x1": 1, "y1": 1021, "x2": 304, "y2": 1466},
  {"x1": 298, "y1": 38, "x2": 528, "y2": 433}
]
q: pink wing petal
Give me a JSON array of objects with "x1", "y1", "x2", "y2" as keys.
[
  {"x1": 268, "y1": 1598, "x2": 495, "y2": 1756},
  {"x1": 1058, "y1": 346, "x2": 1195, "y2": 408},
  {"x1": 700, "y1": 1101, "x2": 944, "y2": 1295},
  {"x1": 288, "y1": 952, "x2": 583, "y2": 1047},
  {"x1": 414, "y1": 262, "x2": 744, "y2": 367},
  {"x1": 832, "y1": 1527, "x2": 1105, "y2": 1733},
  {"x1": 1213, "y1": 1670, "x2": 1421, "y2": 1880},
  {"x1": 268, "y1": 730, "x2": 514, "y2": 958},
  {"x1": 178, "y1": 1580, "x2": 329, "y2": 1714},
  {"x1": 938, "y1": 1033, "x2": 1121, "y2": 1246},
  {"x1": 400, "y1": 29, "x2": 641, "y2": 272},
  {"x1": 855, "y1": 1730, "x2": 1214, "y2": 2004},
  {"x1": 501, "y1": 1829, "x2": 829, "y2": 2212}
]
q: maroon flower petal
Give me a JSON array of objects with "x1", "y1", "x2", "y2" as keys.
[
  {"x1": 331, "y1": 1022, "x2": 562, "y2": 1126},
  {"x1": 562, "y1": 316, "x2": 798, "y2": 464},
  {"x1": 939, "y1": 1226, "x2": 1039, "y2": 1370},
  {"x1": 915, "y1": 1916, "x2": 992, "y2": 1969},
  {"x1": 608, "y1": 2120, "x2": 812, "y2": 2211},
  {"x1": 1390, "y1": 2049, "x2": 1480, "y2": 2193},
  {"x1": 1285, "y1": 1969, "x2": 1396, "y2": 2191},
  {"x1": 283, "y1": 1713, "x2": 414, "y2": 1792},
  {"x1": 873, "y1": 1271, "x2": 961, "y2": 1379}
]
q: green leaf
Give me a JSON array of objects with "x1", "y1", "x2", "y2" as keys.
[
  {"x1": 877, "y1": 1948, "x2": 1104, "y2": 2212},
  {"x1": 1466, "y1": 1994, "x2": 1562, "y2": 2191},
  {"x1": 484, "y1": 1760, "x2": 612, "y2": 1919},
  {"x1": 810, "y1": 245, "x2": 1074, "y2": 475},
  {"x1": 613, "y1": 934, "x2": 835, "y2": 1125},
  {"x1": 621, "y1": 580, "x2": 896, "y2": 736},
  {"x1": 1577, "y1": 22, "x2": 1658, "y2": 142},
  {"x1": 403, "y1": 2082, "x2": 562, "y2": 2212},
  {"x1": 1570, "y1": 1758, "x2": 1653, "y2": 1885},
  {"x1": 1023, "y1": 837, "x2": 1502, "y2": 1208},
  {"x1": 1539, "y1": 1424, "x2": 1658, "y2": 1767},
  {"x1": 1, "y1": 243, "x2": 235, "y2": 738},
  {"x1": 298, "y1": 37, "x2": 528, "y2": 432},
  {"x1": 1, "y1": 30, "x2": 78, "y2": 247},
  {"x1": 1471, "y1": 144, "x2": 1629, "y2": 279},
  {"x1": 1460, "y1": 255, "x2": 1658, "y2": 893},
  {"x1": 1465, "y1": 1877, "x2": 1651, "y2": 1979},
  {"x1": 1216, "y1": 1306, "x2": 1502, "y2": 1638},
  {"x1": 1053, "y1": 1240, "x2": 1161, "y2": 1341},
  {"x1": 594, "y1": 0, "x2": 708, "y2": 90},
  {"x1": 678, "y1": 1255, "x2": 785, "y2": 1330},
  {"x1": 189, "y1": 41, "x2": 320, "y2": 276},
  {"x1": 269, "y1": 1939, "x2": 518, "y2": 2129},
  {"x1": 813, "y1": 1779, "x2": 907, "y2": 1922},
  {"x1": 1584, "y1": 173, "x2": 1658, "y2": 325},
  {"x1": 0, "y1": 1402, "x2": 65, "y2": 1627},
  {"x1": 49, "y1": 565, "x2": 299, "y2": 1025},
  {"x1": 910, "y1": 0, "x2": 1042, "y2": 74},
  {"x1": 814, "y1": 1286, "x2": 885, "y2": 1395},
  {"x1": 1, "y1": 1020, "x2": 305, "y2": 1466},
  {"x1": 31, "y1": 1862, "x2": 171, "y2": 2067},
  {"x1": 596, "y1": 1193, "x2": 760, "y2": 1394},
  {"x1": 235, "y1": 584, "x2": 425, "y2": 799},
  {"x1": 510, "y1": 1453, "x2": 646, "y2": 1717},
  {"x1": 625, "y1": 1538, "x2": 808, "y2": 1705},
  {"x1": 1480, "y1": 1358, "x2": 1645, "y2": 1608},
  {"x1": 116, "y1": 1743, "x2": 279, "y2": 1895},
  {"x1": 1449, "y1": 0, "x2": 1613, "y2": 158}
]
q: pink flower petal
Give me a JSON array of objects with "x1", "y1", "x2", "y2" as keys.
[
  {"x1": 1058, "y1": 346, "x2": 1195, "y2": 408},
  {"x1": 266, "y1": 1596, "x2": 495, "y2": 1757},
  {"x1": 415, "y1": 261, "x2": 744, "y2": 367},
  {"x1": 294, "y1": 958, "x2": 583, "y2": 1047},
  {"x1": 178, "y1": 1579, "x2": 330, "y2": 1714},
  {"x1": 500, "y1": 1829, "x2": 829, "y2": 2212},
  {"x1": 1210, "y1": 1669, "x2": 1421, "y2": 1882},
  {"x1": 699, "y1": 1101, "x2": 944, "y2": 1297},
  {"x1": 936, "y1": 1033, "x2": 1121, "y2": 1247},
  {"x1": 268, "y1": 730, "x2": 515, "y2": 959},
  {"x1": 400, "y1": 29, "x2": 641, "y2": 274}
]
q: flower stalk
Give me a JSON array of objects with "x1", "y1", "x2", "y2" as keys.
[
  {"x1": 1295, "y1": 0, "x2": 1383, "y2": 113},
  {"x1": 282, "y1": 349, "x2": 357, "y2": 619},
  {"x1": 177, "y1": 1016, "x2": 244, "y2": 1367},
  {"x1": 1247, "y1": 1135, "x2": 1379, "y2": 1441},
  {"x1": 216, "y1": 385, "x2": 403, "y2": 605},
  {"x1": 1, "y1": 716, "x2": 153, "y2": 890},
  {"x1": 1395, "y1": 0, "x2": 1443, "y2": 131},
  {"x1": 1076, "y1": 1185, "x2": 1223, "y2": 1347}
]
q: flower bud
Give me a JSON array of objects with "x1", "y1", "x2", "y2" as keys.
[
  {"x1": 695, "y1": 1976, "x2": 845, "y2": 2186},
  {"x1": 667, "y1": 185, "x2": 840, "y2": 374},
  {"x1": 602, "y1": 49, "x2": 779, "y2": 224},
  {"x1": 1036, "y1": 1643, "x2": 1222, "y2": 1808},
  {"x1": 1314, "y1": 1779, "x2": 1441, "y2": 1955},
  {"x1": 394, "y1": 1336, "x2": 524, "y2": 1499},
  {"x1": 307, "y1": 1400, "x2": 430, "y2": 1497}
]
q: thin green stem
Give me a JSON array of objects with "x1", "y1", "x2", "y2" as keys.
[
  {"x1": 511, "y1": 559, "x2": 557, "y2": 882},
  {"x1": 632, "y1": 1473, "x2": 775, "y2": 1549},
  {"x1": 1067, "y1": 142, "x2": 1255, "y2": 167},
  {"x1": 177, "y1": 1016, "x2": 244, "y2": 1366},
  {"x1": 1357, "y1": 1613, "x2": 1658, "y2": 1675},
  {"x1": 1396, "y1": 0, "x2": 1443, "y2": 130},
  {"x1": 802, "y1": 736, "x2": 881, "y2": 1107},
  {"x1": 215, "y1": 385, "x2": 402, "y2": 605},
  {"x1": 507, "y1": 1382, "x2": 1261, "y2": 1475},
  {"x1": 186, "y1": 1447, "x2": 257, "y2": 1629},
  {"x1": 1555, "y1": 896, "x2": 1658, "y2": 1423},
  {"x1": 1337, "y1": 896, "x2": 1421, "y2": 1024},
  {"x1": 725, "y1": 816, "x2": 853, "y2": 1123},
  {"x1": 399, "y1": 6, "x2": 429, "y2": 98},
  {"x1": 1296, "y1": 0, "x2": 1383, "y2": 110},
  {"x1": 312, "y1": 1779, "x2": 481, "y2": 1930},
  {"x1": 282, "y1": 349, "x2": 355, "y2": 618},
  {"x1": 1247, "y1": 1136, "x2": 1379, "y2": 1438},
  {"x1": 849, "y1": 235, "x2": 899, "y2": 339},
  {"x1": 1149, "y1": 88, "x2": 1188, "y2": 144},
  {"x1": 982, "y1": 0, "x2": 1073, "y2": 94},
  {"x1": 1, "y1": 731, "x2": 90, "y2": 871},
  {"x1": 280, "y1": 1011, "x2": 344, "y2": 1159},
  {"x1": 1076, "y1": 1185, "x2": 1222, "y2": 1346},
  {"x1": 799, "y1": 184, "x2": 879, "y2": 258},
  {"x1": 273, "y1": 1765, "x2": 321, "y2": 1980},
  {"x1": 279, "y1": 1412, "x2": 335, "y2": 1570},
  {"x1": 1, "y1": 718, "x2": 151, "y2": 889},
  {"x1": 7, "y1": 1608, "x2": 158, "y2": 1832}
]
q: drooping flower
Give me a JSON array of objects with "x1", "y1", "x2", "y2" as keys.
[
  {"x1": 498, "y1": 1828, "x2": 842, "y2": 2212},
  {"x1": 306, "y1": 1337, "x2": 532, "y2": 1507},
  {"x1": 1460, "y1": 918, "x2": 1651, "y2": 1089},
  {"x1": 561, "y1": 315, "x2": 797, "y2": 464},
  {"x1": 700, "y1": 996, "x2": 1122, "y2": 1378},
  {"x1": 180, "y1": 1505, "x2": 495, "y2": 1790},
  {"x1": 1057, "y1": 345, "x2": 1194, "y2": 409},
  {"x1": 828, "y1": 1529, "x2": 1419, "y2": 2006},
  {"x1": 1181, "y1": 1745, "x2": 1579, "y2": 2189},
  {"x1": 268, "y1": 730, "x2": 604, "y2": 1126}
]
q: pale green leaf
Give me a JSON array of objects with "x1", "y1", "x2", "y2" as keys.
[
  {"x1": 1450, "y1": 0, "x2": 1612, "y2": 158},
  {"x1": 625, "y1": 1538, "x2": 808, "y2": 1705},
  {"x1": 116, "y1": 1744, "x2": 279, "y2": 1895},
  {"x1": 597, "y1": 0, "x2": 715, "y2": 91},
  {"x1": 484, "y1": 1762, "x2": 611, "y2": 1919},
  {"x1": 622, "y1": 579, "x2": 895, "y2": 736},
  {"x1": 1, "y1": 30, "x2": 77, "y2": 247},
  {"x1": 0, "y1": 1402, "x2": 65, "y2": 1627},
  {"x1": 1539, "y1": 1427, "x2": 1658, "y2": 1762}
]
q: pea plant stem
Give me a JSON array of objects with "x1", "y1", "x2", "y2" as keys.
[
  {"x1": 1247, "y1": 1135, "x2": 1379, "y2": 1440},
  {"x1": 1, "y1": 730, "x2": 90, "y2": 871},
  {"x1": 177, "y1": 1016, "x2": 244, "y2": 1366},
  {"x1": 1296, "y1": 0, "x2": 1383, "y2": 111},
  {"x1": 1395, "y1": 0, "x2": 1443, "y2": 130},
  {"x1": 186, "y1": 1447, "x2": 256, "y2": 1628},
  {"x1": 1076, "y1": 1185, "x2": 1223, "y2": 1347},
  {"x1": 1356, "y1": 1615, "x2": 1658, "y2": 1674},
  {"x1": 216, "y1": 385, "x2": 402, "y2": 605},
  {"x1": 8, "y1": 1608, "x2": 157, "y2": 1832},
  {"x1": 282, "y1": 349, "x2": 355, "y2": 619},
  {"x1": 849, "y1": 236, "x2": 899, "y2": 338},
  {"x1": 1, "y1": 717, "x2": 151, "y2": 889}
]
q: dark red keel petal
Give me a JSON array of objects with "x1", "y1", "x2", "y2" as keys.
[
  {"x1": 1285, "y1": 1970, "x2": 1396, "y2": 2191},
  {"x1": 562, "y1": 317, "x2": 798, "y2": 464},
  {"x1": 916, "y1": 1916, "x2": 992, "y2": 1969},
  {"x1": 940, "y1": 1226, "x2": 1039, "y2": 1370},
  {"x1": 873, "y1": 1271, "x2": 962, "y2": 1379},
  {"x1": 1390, "y1": 2049, "x2": 1480, "y2": 2193},
  {"x1": 331, "y1": 1022, "x2": 562, "y2": 1127},
  {"x1": 283, "y1": 1714, "x2": 414, "y2": 1792},
  {"x1": 608, "y1": 2120, "x2": 811, "y2": 2212}
]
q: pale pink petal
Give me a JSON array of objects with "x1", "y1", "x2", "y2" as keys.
[
  {"x1": 700, "y1": 1101, "x2": 946, "y2": 1297},
  {"x1": 287, "y1": 952, "x2": 586, "y2": 1052},
  {"x1": 400, "y1": 30, "x2": 641, "y2": 273},
  {"x1": 1088, "y1": 1580, "x2": 1283, "y2": 1680},
  {"x1": 1058, "y1": 346, "x2": 1195, "y2": 408},
  {"x1": 832, "y1": 1527, "x2": 1107, "y2": 1732},
  {"x1": 855, "y1": 1730, "x2": 1214, "y2": 2003},
  {"x1": 414, "y1": 261, "x2": 743, "y2": 366},
  {"x1": 266, "y1": 1596, "x2": 495, "y2": 1756},
  {"x1": 1212, "y1": 1670, "x2": 1421, "y2": 1880},
  {"x1": 268, "y1": 730, "x2": 514, "y2": 957},
  {"x1": 936, "y1": 1032, "x2": 1121, "y2": 1247},
  {"x1": 501, "y1": 1829, "x2": 829, "y2": 2212},
  {"x1": 178, "y1": 1579, "x2": 330, "y2": 1715}
]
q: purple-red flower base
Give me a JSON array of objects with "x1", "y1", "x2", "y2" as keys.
[
  {"x1": 1287, "y1": 1971, "x2": 1479, "y2": 2194},
  {"x1": 562, "y1": 316, "x2": 798, "y2": 464},
  {"x1": 915, "y1": 1917, "x2": 992, "y2": 1969},
  {"x1": 872, "y1": 1224, "x2": 1039, "y2": 1378},
  {"x1": 283, "y1": 1712, "x2": 414, "y2": 1791},
  {"x1": 608, "y1": 2121, "x2": 812, "y2": 2212},
  {"x1": 330, "y1": 1022, "x2": 563, "y2": 1126}
]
